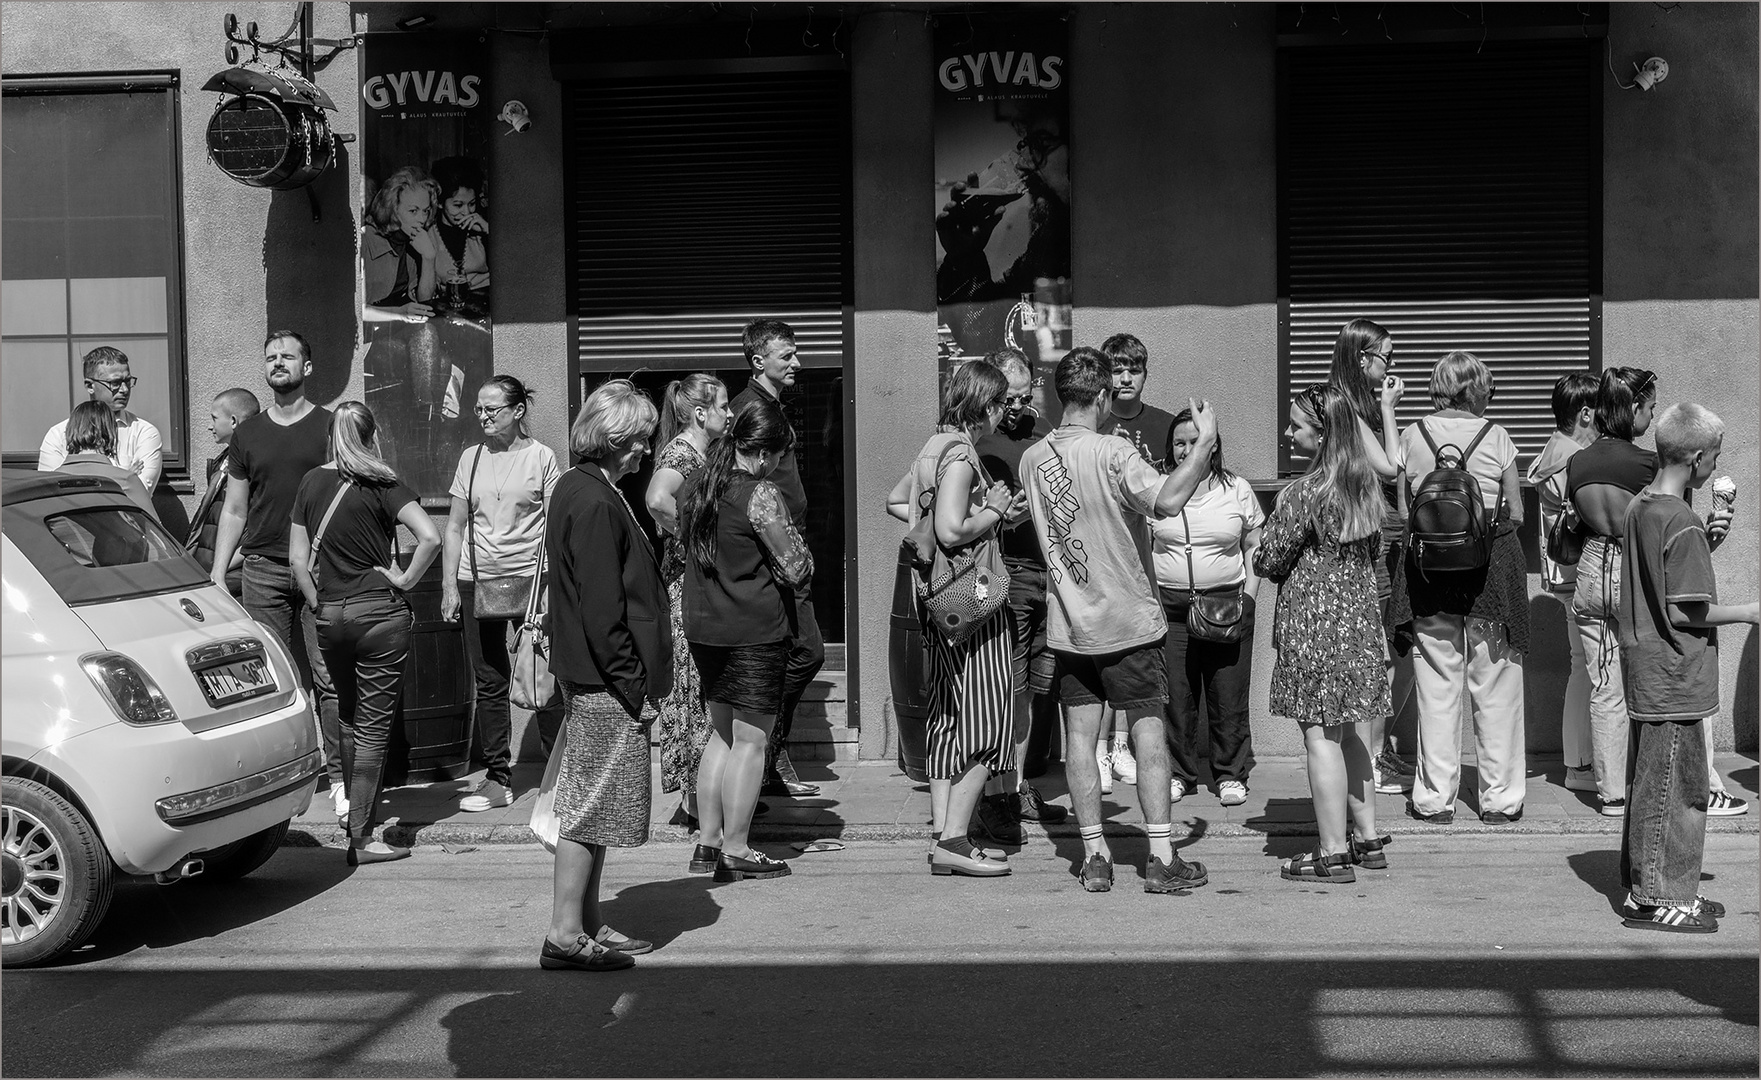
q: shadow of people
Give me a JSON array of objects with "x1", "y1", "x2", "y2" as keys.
[
  {"x1": 597, "y1": 874, "x2": 725, "y2": 950},
  {"x1": 1565, "y1": 846, "x2": 1626, "y2": 914}
]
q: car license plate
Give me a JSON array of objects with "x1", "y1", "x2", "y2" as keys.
[{"x1": 196, "y1": 656, "x2": 274, "y2": 707}]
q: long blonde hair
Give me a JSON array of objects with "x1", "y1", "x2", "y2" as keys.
[
  {"x1": 330, "y1": 401, "x2": 398, "y2": 485},
  {"x1": 1290, "y1": 384, "x2": 1384, "y2": 543}
]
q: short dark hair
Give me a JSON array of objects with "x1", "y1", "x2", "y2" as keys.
[
  {"x1": 1550, "y1": 372, "x2": 1599, "y2": 431},
  {"x1": 82, "y1": 346, "x2": 130, "y2": 380},
  {"x1": 65, "y1": 400, "x2": 118, "y2": 456},
  {"x1": 1054, "y1": 347, "x2": 1113, "y2": 408},
  {"x1": 213, "y1": 387, "x2": 262, "y2": 419},
  {"x1": 429, "y1": 155, "x2": 484, "y2": 202},
  {"x1": 743, "y1": 319, "x2": 795, "y2": 364},
  {"x1": 264, "y1": 330, "x2": 311, "y2": 365},
  {"x1": 1099, "y1": 333, "x2": 1148, "y2": 370},
  {"x1": 940, "y1": 359, "x2": 1008, "y2": 429},
  {"x1": 1594, "y1": 367, "x2": 1657, "y2": 441}
]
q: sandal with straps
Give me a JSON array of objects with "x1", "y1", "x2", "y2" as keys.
[
  {"x1": 1348, "y1": 832, "x2": 1392, "y2": 869},
  {"x1": 1281, "y1": 849, "x2": 1357, "y2": 883}
]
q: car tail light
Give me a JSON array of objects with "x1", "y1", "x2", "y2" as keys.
[{"x1": 80, "y1": 651, "x2": 179, "y2": 725}]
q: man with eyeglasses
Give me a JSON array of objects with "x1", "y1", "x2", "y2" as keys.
[
  {"x1": 209, "y1": 330, "x2": 346, "y2": 821},
  {"x1": 38, "y1": 346, "x2": 164, "y2": 492}
]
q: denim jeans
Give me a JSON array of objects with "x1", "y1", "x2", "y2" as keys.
[
  {"x1": 765, "y1": 592, "x2": 825, "y2": 784},
  {"x1": 316, "y1": 591, "x2": 414, "y2": 840},
  {"x1": 1160, "y1": 589, "x2": 1257, "y2": 787},
  {"x1": 458, "y1": 579, "x2": 563, "y2": 781},
  {"x1": 1571, "y1": 536, "x2": 1629, "y2": 802},
  {"x1": 1619, "y1": 717, "x2": 1709, "y2": 907},
  {"x1": 243, "y1": 555, "x2": 342, "y2": 788}
]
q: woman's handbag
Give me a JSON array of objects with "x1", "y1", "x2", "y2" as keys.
[
  {"x1": 508, "y1": 535, "x2": 558, "y2": 711},
  {"x1": 467, "y1": 445, "x2": 536, "y2": 620},
  {"x1": 1546, "y1": 504, "x2": 1588, "y2": 567},
  {"x1": 1180, "y1": 509, "x2": 1248, "y2": 644},
  {"x1": 527, "y1": 719, "x2": 567, "y2": 854},
  {"x1": 908, "y1": 436, "x2": 1010, "y2": 646}
]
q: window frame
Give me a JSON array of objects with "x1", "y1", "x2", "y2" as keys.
[{"x1": 1, "y1": 71, "x2": 192, "y2": 486}]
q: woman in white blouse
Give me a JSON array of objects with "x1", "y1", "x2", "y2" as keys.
[{"x1": 1151, "y1": 407, "x2": 1264, "y2": 807}]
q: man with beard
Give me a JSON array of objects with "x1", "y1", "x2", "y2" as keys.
[
  {"x1": 729, "y1": 319, "x2": 825, "y2": 799},
  {"x1": 209, "y1": 331, "x2": 345, "y2": 819},
  {"x1": 973, "y1": 348, "x2": 1069, "y2": 845}
]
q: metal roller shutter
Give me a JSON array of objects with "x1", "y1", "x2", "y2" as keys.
[
  {"x1": 566, "y1": 72, "x2": 851, "y2": 380},
  {"x1": 1277, "y1": 38, "x2": 1601, "y2": 474}
]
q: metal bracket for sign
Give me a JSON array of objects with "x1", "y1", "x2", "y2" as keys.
[{"x1": 223, "y1": 2, "x2": 357, "y2": 79}]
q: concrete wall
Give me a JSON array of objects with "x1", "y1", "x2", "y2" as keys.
[{"x1": 1602, "y1": 2, "x2": 1760, "y2": 750}]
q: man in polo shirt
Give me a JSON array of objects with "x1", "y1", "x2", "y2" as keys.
[
  {"x1": 730, "y1": 318, "x2": 824, "y2": 798},
  {"x1": 209, "y1": 331, "x2": 345, "y2": 817},
  {"x1": 1021, "y1": 346, "x2": 1218, "y2": 895},
  {"x1": 39, "y1": 346, "x2": 164, "y2": 492}
]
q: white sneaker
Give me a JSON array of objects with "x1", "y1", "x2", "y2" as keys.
[
  {"x1": 1169, "y1": 777, "x2": 1186, "y2": 803},
  {"x1": 1563, "y1": 765, "x2": 1599, "y2": 793},
  {"x1": 1111, "y1": 742, "x2": 1138, "y2": 785},
  {"x1": 1708, "y1": 789, "x2": 1749, "y2": 817},
  {"x1": 1096, "y1": 743, "x2": 1114, "y2": 795},
  {"x1": 1218, "y1": 780, "x2": 1248, "y2": 806},
  {"x1": 330, "y1": 782, "x2": 349, "y2": 819}
]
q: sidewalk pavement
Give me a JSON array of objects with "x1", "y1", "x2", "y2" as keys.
[{"x1": 290, "y1": 751, "x2": 1760, "y2": 847}]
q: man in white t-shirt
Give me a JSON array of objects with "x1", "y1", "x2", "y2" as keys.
[
  {"x1": 1020, "y1": 346, "x2": 1219, "y2": 896},
  {"x1": 38, "y1": 346, "x2": 164, "y2": 492}
]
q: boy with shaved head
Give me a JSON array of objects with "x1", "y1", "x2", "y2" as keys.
[{"x1": 187, "y1": 387, "x2": 262, "y2": 597}]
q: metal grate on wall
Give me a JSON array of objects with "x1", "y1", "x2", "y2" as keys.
[
  {"x1": 1278, "y1": 38, "x2": 1600, "y2": 473},
  {"x1": 567, "y1": 72, "x2": 851, "y2": 378}
]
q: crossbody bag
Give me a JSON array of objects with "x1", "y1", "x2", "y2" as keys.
[{"x1": 1179, "y1": 508, "x2": 1248, "y2": 644}]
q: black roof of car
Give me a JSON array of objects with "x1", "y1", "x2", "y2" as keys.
[{"x1": 2, "y1": 468, "x2": 130, "y2": 507}]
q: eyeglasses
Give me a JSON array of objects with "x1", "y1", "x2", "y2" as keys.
[
  {"x1": 89, "y1": 375, "x2": 138, "y2": 391},
  {"x1": 1361, "y1": 348, "x2": 1393, "y2": 367},
  {"x1": 472, "y1": 404, "x2": 512, "y2": 418},
  {"x1": 1001, "y1": 394, "x2": 1033, "y2": 408}
]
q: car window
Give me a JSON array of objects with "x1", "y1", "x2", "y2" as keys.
[{"x1": 46, "y1": 509, "x2": 183, "y2": 569}]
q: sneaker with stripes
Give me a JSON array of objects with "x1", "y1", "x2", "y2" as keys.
[
  {"x1": 1621, "y1": 895, "x2": 1719, "y2": 933},
  {"x1": 1707, "y1": 789, "x2": 1748, "y2": 817}
]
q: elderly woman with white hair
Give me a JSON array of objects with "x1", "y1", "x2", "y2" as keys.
[{"x1": 539, "y1": 379, "x2": 673, "y2": 972}]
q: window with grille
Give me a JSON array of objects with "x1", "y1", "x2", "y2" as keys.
[
  {"x1": 1277, "y1": 38, "x2": 1601, "y2": 474},
  {"x1": 2, "y1": 74, "x2": 188, "y2": 479}
]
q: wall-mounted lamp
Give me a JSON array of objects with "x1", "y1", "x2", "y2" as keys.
[
  {"x1": 1633, "y1": 57, "x2": 1669, "y2": 91},
  {"x1": 499, "y1": 100, "x2": 531, "y2": 133}
]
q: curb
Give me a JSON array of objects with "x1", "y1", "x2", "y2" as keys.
[{"x1": 286, "y1": 816, "x2": 1758, "y2": 848}]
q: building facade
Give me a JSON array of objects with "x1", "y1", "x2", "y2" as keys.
[{"x1": 5, "y1": 1, "x2": 1756, "y2": 761}]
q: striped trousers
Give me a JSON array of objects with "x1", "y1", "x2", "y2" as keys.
[{"x1": 924, "y1": 607, "x2": 1016, "y2": 780}]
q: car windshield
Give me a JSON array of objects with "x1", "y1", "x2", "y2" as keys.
[{"x1": 46, "y1": 509, "x2": 184, "y2": 568}]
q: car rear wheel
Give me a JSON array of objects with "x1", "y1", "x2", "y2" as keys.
[
  {"x1": 195, "y1": 820, "x2": 290, "y2": 882},
  {"x1": 2, "y1": 777, "x2": 114, "y2": 967}
]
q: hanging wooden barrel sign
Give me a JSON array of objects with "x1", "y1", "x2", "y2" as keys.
[{"x1": 201, "y1": 65, "x2": 338, "y2": 191}]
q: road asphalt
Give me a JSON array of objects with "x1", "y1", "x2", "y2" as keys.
[{"x1": 5, "y1": 834, "x2": 1755, "y2": 1077}]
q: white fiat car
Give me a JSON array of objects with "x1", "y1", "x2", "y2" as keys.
[{"x1": 2, "y1": 469, "x2": 321, "y2": 966}]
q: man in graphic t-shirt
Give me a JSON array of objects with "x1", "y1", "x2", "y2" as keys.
[
  {"x1": 1020, "y1": 346, "x2": 1218, "y2": 897},
  {"x1": 729, "y1": 319, "x2": 825, "y2": 799},
  {"x1": 209, "y1": 331, "x2": 345, "y2": 816},
  {"x1": 1099, "y1": 333, "x2": 1177, "y2": 471}
]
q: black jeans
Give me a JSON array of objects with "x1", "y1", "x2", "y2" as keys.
[
  {"x1": 316, "y1": 591, "x2": 413, "y2": 839},
  {"x1": 765, "y1": 592, "x2": 826, "y2": 784},
  {"x1": 1160, "y1": 587, "x2": 1257, "y2": 787},
  {"x1": 457, "y1": 579, "x2": 564, "y2": 781},
  {"x1": 243, "y1": 555, "x2": 342, "y2": 788}
]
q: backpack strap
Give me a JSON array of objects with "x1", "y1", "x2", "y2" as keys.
[{"x1": 1459, "y1": 421, "x2": 1494, "y2": 463}]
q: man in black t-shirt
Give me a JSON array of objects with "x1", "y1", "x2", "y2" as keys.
[
  {"x1": 729, "y1": 319, "x2": 825, "y2": 798},
  {"x1": 209, "y1": 331, "x2": 344, "y2": 814},
  {"x1": 1100, "y1": 332, "x2": 1177, "y2": 471},
  {"x1": 972, "y1": 349, "x2": 1069, "y2": 843}
]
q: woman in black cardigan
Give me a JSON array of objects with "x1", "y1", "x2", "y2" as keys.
[{"x1": 539, "y1": 379, "x2": 673, "y2": 973}]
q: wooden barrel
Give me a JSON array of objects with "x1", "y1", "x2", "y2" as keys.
[
  {"x1": 889, "y1": 542, "x2": 932, "y2": 783},
  {"x1": 384, "y1": 555, "x2": 473, "y2": 785}
]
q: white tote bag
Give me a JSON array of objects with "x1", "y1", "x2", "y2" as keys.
[{"x1": 526, "y1": 722, "x2": 568, "y2": 854}]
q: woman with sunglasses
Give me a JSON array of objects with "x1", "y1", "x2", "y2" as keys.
[
  {"x1": 1563, "y1": 367, "x2": 1660, "y2": 818},
  {"x1": 441, "y1": 375, "x2": 563, "y2": 813},
  {"x1": 1327, "y1": 319, "x2": 1418, "y2": 801},
  {"x1": 1256, "y1": 384, "x2": 1389, "y2": 882}
]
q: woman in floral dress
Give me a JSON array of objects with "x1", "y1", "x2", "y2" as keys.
[
  {"x1": 1256, "y1": 384, "x2": 1391, "y2": 883},
  {"x1": 644, "y1": 374, "x2": 731, "y2": 829}
]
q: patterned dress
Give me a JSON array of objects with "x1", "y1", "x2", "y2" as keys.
[
  {"x1": 654, "y1": 436, "x2": 712, "y2": 794},
  {"x1": 555, "y1": 684, "x2": 651, "y2": 847},
  {"x1": 1255, "y1": 476, "x2": 1391, "y2": 726}
]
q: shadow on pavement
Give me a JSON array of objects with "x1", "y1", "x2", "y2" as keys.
[{"x1": 6, "y1": 956, "x2": 1754, "y2": 1076}]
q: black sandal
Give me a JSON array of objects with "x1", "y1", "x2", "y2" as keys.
[
  {"x1": 1280, "y1": 850, "x2": 1357, "y2": 883},
  {"x1": 1348, "y1": 832, "x2": 1392, "y2": 869}
]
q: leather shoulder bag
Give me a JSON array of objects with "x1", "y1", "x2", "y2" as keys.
[
  {"x1": 1180, "y1": 507, "x2": 1248, "y2": 644},
  {"x1": 919, "y1": 436, "x2": 1011, "y2": 646},
  {"x1": 508, "y1": 505, "x2": 558, "y2": 711},
  {"x1": 467, "y1": 445, "x2": 539, "y2": 620}
]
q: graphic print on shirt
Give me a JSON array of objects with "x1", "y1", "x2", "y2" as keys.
[
  {"x1": 1034, "y1": 451, "x2": 1089, "y2": 585},
  {"x1": 1107, "y1": 421, "x2": 1163, "y2": 471}
]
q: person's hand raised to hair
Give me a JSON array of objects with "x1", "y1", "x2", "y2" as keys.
[{"x1": 1189, "y1": 398, "x2": 1219, "y2": 446}]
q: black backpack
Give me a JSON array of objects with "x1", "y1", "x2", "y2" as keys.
[{"x1": 1407, "y1": 421, "x2": 1495, "y2": 573}]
